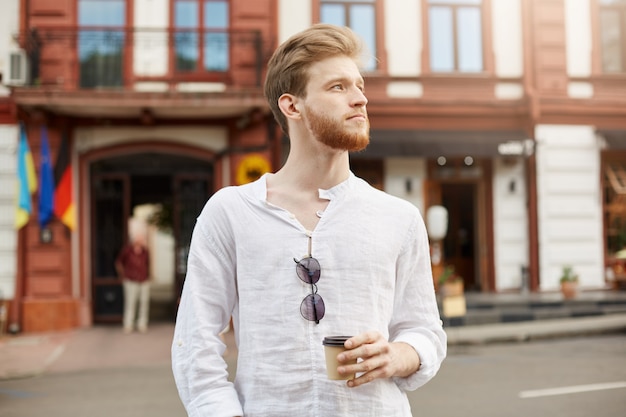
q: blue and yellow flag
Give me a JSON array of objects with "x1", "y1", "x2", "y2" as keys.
[{"x1": 16, "y1": 124, "x2": 38, "y2": 229}]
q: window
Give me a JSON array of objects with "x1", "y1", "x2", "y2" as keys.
[
  {"x1": 604, "y1": 161, "x2": 626, "y2": 256},
  {"x1": 319, "y1": 0, "x2": 377, "y2": 71},
  {"x1": 428, "y1": 0, "x2": 483, "y2": 73},
  {"x1": 78, "y1": 0, "x2": 126, "y2": 88},
  {"x1": 599, "y1": 0, "x2": 626, "y2": 72},
  {"x1": 174, "y1": 0, "x2": 229, "y2": 73}
]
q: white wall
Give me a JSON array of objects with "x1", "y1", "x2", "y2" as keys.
[
  {"x1": 133, "y1": 0, "x2": 169, "y2": 77},
  {"x1": 75, "y1": 126, "x2": 228, "y2": 154},
  {"x1": 0, "y1": 0, "x2": 20, "y2": 96},
  {"x1": 492, "y1": 156, "x2": 529, "y2": 291},
  {"x1": 279, "y1": 0, "x2": 312, "y2": 43},
  {"x1": 535, "y1": 125, "x2": 604, "y2": 290},
  {"x1": 564, "y1": 0, "x2": 593, "y2": 98},
  {"x1": 0, "y1": 125, "x2": 18, "y2": 299},
  {"x1": 492, "y1": 0, "x2": 524, "y2": 99},
  {"x1": 384, "y1": 0, "x2": 421, "y2": 77},
  {"x1": 564, "y1": 0, "x2": 592, "y2": 78},
  {"x1": 384, "y1": 157, "x2": 427, "y2": 214},
  {"x1": 0, "y1": 0, "x2": 19, "y2": 299},
  {"x1": 492, "y1": 0, "x2": 523, "y2": 78}
]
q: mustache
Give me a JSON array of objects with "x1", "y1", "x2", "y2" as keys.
[{"x1": 346, "y1": 111, "x2": 368, "y2": 119}]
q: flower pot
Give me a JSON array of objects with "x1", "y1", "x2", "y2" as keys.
[{"x1": 560, "y1": 281, "x2": 578, "y2": 300}]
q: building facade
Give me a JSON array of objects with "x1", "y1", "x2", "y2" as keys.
[{"x1": 1, "y1": 0, "x2": 625, "y2": 333}]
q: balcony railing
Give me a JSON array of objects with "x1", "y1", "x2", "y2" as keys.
[{"x1": 16, "y1": 27, "x2": 270, "y2": 91}]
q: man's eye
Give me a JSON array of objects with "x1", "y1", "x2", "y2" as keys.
[{"x1": 332, "y1": 84, "x2": 343, "y2": 90}]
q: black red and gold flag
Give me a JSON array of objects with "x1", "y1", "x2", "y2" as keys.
[{"x1": 53, "y1": 133, "x2": 75, "y2": 230}]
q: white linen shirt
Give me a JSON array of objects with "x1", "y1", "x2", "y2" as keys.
[{"x1": 172, "y1": 173, "x2": 447, "y2": 417}]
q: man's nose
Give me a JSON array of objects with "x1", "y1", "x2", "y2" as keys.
[{"x1": 351, "y1": 88, "x2": 368, "y2": 107}]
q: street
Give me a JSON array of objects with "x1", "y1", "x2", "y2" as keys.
[
  {"x1": 409, "y1": 334, "x2": 626, "y2": 417},
  {"x1": 0, "y1": 334, "x2": 624, "y2": 417}
]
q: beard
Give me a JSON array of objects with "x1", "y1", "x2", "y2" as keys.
[{"x1": 304, "y1": 106, "x2": 370, "y2": 152}]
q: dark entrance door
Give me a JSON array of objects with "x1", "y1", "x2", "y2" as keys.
[
  {"x1": 441, "y1": 183, "x2": 478, "y2": 291},
  {"x1": 173, "y1": 175, "x2": 212, "y2": 309},
  {"x1": 90, "y1": 152, "x2": 214, "y2": 323},
  {"x1": 91, "y1": 174, "x2": 130, "y2": 322}
]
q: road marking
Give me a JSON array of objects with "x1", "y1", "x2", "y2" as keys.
[
  {"x1": 0, "y1": 388, "x2": 40, "y2": 398},
  {"x1": 44, "y1": 344, "x2": 66, "y2": 368},
  {"x1": 519, "y1": 381, "x2": 626, "y2": 399}
]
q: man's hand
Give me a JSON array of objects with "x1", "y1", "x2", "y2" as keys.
[{"x1": 336, "y1": 331, "x2": 420, "y2": 388}]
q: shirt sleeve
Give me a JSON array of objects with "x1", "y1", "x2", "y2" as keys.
[
  {"x1": 171, "y1": 193, "x2": 244, "y2": 417},
  {"x1": 389, "y1": 211, "x2": 447, "y2": 391}
]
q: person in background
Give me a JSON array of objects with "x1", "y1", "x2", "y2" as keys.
[
  {"x1": 172, "y1": 24, "x2": 446, "y2": 416},
  {"x1": 116, "y1": 219, "x2": 151, "y2": 334}
]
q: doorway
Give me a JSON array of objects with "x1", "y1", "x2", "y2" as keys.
[
  {"x1": 90, "y1": 152, "x2": 213, "y2": 323},
  {"x1": 441, "y1": 183, "x2": 478, "y2": 291},
  {"x1": 425, "y1": 157, "x2": 493, "y2": 292}
]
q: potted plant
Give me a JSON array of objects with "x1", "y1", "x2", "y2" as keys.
[
  {"x1": 559, "y1": 265, "x2": 579, "y2": 300},
  {"x1": 438, "y1": 265, "x2": 464, "y2": 297}
]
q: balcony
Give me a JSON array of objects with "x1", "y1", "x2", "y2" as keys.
[{"x1": 11, "y1": 27, "x2": 272, "y2": 120}]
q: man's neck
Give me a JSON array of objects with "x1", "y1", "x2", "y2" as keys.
[
  {"x1": 275, "y1": 156, "x2": 349, "y2": 191},
  {"x1": 272, "y1": 133, "x2": 351, "y2": 191}
]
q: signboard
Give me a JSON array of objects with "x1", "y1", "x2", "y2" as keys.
[{"x1": 236, "y1": 154, "x2": 271, "y2": 185}]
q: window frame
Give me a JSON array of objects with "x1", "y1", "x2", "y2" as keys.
[
  {"x1": 421, "y1": 0, "x2": 493, "y2": 76},
  {"x1": 593, "y1": 0, "x2": 626, "y2": 74},
  {"x1": 76, "y1": 0, "x2": 130, "y2": 89},
  {"x1": 170, "y1": 0, "x2": 231, "y2": 80},
  {"x1": 313, "y1": 0, "x2": 386, "y2": 73},
  {"x1": 601, "y1": 151, "x2": 626, "y2": 286}
]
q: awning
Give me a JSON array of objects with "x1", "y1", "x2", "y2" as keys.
[
  {"x1": 359, "y1": 129, "x2": 530, "y2": 158},
  {"x1": 599, "y1": 130, "x2": 626, "y2": 149}
]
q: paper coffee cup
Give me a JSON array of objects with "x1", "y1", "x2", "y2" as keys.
[{"x1": 322, "y1": 336, "x2": 356, "y2": 380}]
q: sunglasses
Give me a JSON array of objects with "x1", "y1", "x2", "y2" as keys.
[{"x1": 294, "y1": 256, "x2": 325, "y2": 323}]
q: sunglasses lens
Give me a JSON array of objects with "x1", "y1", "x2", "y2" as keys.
[
  {"x1": 296, "y1": 257, "x2": 321, "y2": 284},
  {"x1": 301, "y1": 293, "x2": 325, "y2": 322}
]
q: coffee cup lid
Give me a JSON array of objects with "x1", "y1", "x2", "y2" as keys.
[{"x1": 322, "y1": 336, "x2": 352, "y2": 346}]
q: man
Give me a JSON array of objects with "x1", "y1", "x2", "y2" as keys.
[
  {"x1": 116, "y1": 218, "x2": 151, "y2": 334},
  {"x1": 172, "y1": 24, "x2": 446, "y2": 417}
]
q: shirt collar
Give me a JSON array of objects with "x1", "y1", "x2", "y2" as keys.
[
  {"x1": 253, "y1": 172, "x2": 356, "y2": 202},
  {"x1": 318, "y1": 171, "x2": 355, "y2": 200}
]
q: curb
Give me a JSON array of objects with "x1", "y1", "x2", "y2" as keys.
[{"x1": 445, "y1": 313, "x2": 626, "y2": 345}]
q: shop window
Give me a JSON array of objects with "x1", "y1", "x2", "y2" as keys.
[
  {"x1": 427, "y1": 0, "x2": 484, "y2": 73},
  {"x1": 78, "y1": 0, "x2": 126, "y2": 88},
  {"x1": 603, "y1": 158, "x2": 626, "y2": 288},
  {"x1": 599, "y1": 0, "x2": 626, "y2": 73},
  {"x1": 604, "y1": 161, "x2": 626, "y2": 255},
  {"x1": 319, "y1": 0, "x2": 378, "y2": 71},
  {"x1": 174, "y1": 0, "x2": 229, "y2": 73}
]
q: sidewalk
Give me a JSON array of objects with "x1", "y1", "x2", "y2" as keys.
[
  {"x1": 0, "y1": 323, "x2": 177, "y2": 381},
  {"x1": 1, "y1": 294, "x2": 626, "y2": 381}
]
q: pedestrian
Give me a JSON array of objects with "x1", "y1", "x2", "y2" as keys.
[
  {"x1": 172, "y1": 23, "x2": 446, "y2": 417},
  {"x1": 115, "y1": 218, "x2": 151, "y2": 334}
]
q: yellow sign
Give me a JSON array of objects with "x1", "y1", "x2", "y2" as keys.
[{"x1": 236, "y1": 154, "x2": 271, "y2": 185}]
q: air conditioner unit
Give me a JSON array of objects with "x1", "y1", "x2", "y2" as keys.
[{"x1": 6, "y1": 50, "x2": 29, "y2": 86}]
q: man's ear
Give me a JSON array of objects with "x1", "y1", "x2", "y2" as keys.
[{"x1": 278, "y1": 94, "x2": 301, "y2": 120}]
